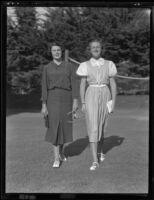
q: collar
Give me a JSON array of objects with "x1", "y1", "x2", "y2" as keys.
[
  {"x1": 90, "y1": 57, "x2": 105, "y2": 67},
  {"x1": 52, "y1": 60, "x2": 63, "y2": 66}
]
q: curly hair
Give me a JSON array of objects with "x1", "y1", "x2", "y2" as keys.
[
  {"x1": 89, "y1": 38, "x2": 103, "y2": 48},
  {"x1": 85, "y1": 38, "x2": 104, "y2": 58},
  {"x1": 49, "y1": 42, "x2": 63, "y2": 50}
]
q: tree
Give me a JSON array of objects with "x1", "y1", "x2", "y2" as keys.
[
  {"x1": 7, "y1": 7, "x2": 150, "y2": 95},
  {"x1": 7, "y1": 7, "x2": 48, "y2": 94}
]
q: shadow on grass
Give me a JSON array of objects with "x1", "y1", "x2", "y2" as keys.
[
  {"x1": 6, "y1": 107, "x2": 41, "y2": 116},
  {"x1": 64, "y1": 135, "x2": 125, "y2": 158},
  {"x1": 6, "y1": 91, "x2": 41, "y2": 116},
  {"x1": 98, "y1": 135, "x2": 125, "y2": 154},
  {"x1": 64, "y1": 136, "x2": 89, "y2": 157}
]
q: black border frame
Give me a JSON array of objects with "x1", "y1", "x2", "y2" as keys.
[{"x1": 1, "y1": 1, "x2": 154, "y2": 200}]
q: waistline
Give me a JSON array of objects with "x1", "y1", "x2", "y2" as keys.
[{"x1": 89, "y1": 84, "x2": 107, "y2": 87}]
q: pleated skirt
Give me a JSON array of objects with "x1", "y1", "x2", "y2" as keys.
[
  {"x1": 85, "y1": 85, "x2": 111, "y2": 142},
  {"x1": 45, "y1": 88, "x2": 73, "y2": 145}
]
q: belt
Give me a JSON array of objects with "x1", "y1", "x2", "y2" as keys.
[{"x1": 89, "y1": 84, "x2": 106, "y2": 87}]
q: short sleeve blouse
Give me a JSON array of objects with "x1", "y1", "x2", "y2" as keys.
[
  {"x1": 76, "y1": 62, "x2": 88, "y2": 76},
  {"x1": 109, "y1": 61, "x2": 117, "y2": 77}
]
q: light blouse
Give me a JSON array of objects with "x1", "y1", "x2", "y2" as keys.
[{"x1": 76, "y1": 58, "x2": 117, "y2": 85}]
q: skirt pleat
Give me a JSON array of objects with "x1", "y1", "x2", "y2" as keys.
[
  {"x1": 45, "y1": 88, "x2": 73, "y2": 145},
  {"x1": 85, "y1": 86, "x2": 111, "y2": 142}
]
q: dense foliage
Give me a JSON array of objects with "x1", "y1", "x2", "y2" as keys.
[{"x1": 7, "y1": 7, "x2": 150, "y2": 94}]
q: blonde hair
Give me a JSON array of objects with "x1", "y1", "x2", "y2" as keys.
[
  {"x1": 89, "y1": 38, "x2": 102, "y2": 48},
  {"x1": 85, "y1": 38, "x2": 103, "y2": 58}
]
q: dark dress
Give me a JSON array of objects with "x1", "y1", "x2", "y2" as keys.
[{"x1": 41, "y1": 61, "x2": 78, "y2": 145}]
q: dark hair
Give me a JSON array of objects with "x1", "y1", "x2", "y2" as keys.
[
  {"x1": 50, "y1": 42, "x2": 62, "y2": 50},
  {"x1": 48, "y1": 42, "x2": 64, "y2": 60}
]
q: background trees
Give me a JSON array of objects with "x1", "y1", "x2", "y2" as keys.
[{"x1": 7, "y1": 7, "x2": 150, "y2": 95}]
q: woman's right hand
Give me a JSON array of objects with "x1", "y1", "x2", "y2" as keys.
[
  {"x1": 41, "y1": 104, "x2": 48, "y2": 116},
  {"x1": 81, "y1": 103, "x2": 86, "y2": 112}
]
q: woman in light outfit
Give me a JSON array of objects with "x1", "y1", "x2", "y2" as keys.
[{"x1": 76, "y1": 39, "x2": 117, "y2": 170}]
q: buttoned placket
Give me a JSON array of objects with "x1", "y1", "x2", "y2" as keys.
[
  {"x1": 96, "y1": 66, "x2": 102, "y2": 105},
  {"x1": 96, "y1": 66, "x2": 99, "y2": 84}
]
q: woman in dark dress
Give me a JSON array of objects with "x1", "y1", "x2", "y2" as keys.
[{"x1": 41, "y1": 43, "x2": 78, "y2": 168}]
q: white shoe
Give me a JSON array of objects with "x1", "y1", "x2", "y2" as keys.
[
  {"x1": 59, "y1": 154, "x2": 67, "y2": 162},
  {"x1": 52, "y1": 160, "x2": 60, "y2": 168},
  {"x1": 99, "y1": 153, "x2": 105, "y2": 162},
  {"x1": 89, "y1": 162, "x2": 99, "y2": 171}
]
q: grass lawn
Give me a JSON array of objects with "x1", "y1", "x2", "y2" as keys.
[{"x1": 6, "y1": 95, "x2": 149, "y2": 193}]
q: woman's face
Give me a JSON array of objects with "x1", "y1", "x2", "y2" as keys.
[
  {"x1": 51, "y1": 46, "x2": 62, "y2": 60},
  {"x1": 90, "y1": 41, "x2": 102, "y2": 59}
]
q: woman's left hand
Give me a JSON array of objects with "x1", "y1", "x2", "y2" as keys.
[
  {"x1": 111, "y1": 101, "x2": 115, "y2": 113},
  {"x1": 72, "y1": 99, "x2": 78, "y2": 112}
]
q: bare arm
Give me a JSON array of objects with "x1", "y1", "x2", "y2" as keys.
[
  {"x1": 70, "y1": 63, "x2": 79, "y2": 112},
  {"x1": 109, "y1": 77, "x2": 117, "y2": 111}
]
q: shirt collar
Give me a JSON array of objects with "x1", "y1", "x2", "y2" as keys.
[
  {"x1": 52, "y1": 60, "x2": 63, "y2": 67},
  {"x1": 90, "y1": 57, "x2": 105, "y2": 67}
]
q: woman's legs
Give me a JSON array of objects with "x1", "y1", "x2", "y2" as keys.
[
  {"x1": 98, "y1": 136, "x2": 104, "y2": 154},
  {"x1": 90, "y1": 142, "x2": 98, "y2": 163},
  {"x1": 89, "y1": 141, "x2": 99, "y2": 170},
  {"x1": 59, "y1": 144, "x2": 64, "y2": 155},
  {"x1": 59, "y1": 144, "x2": 65, "y2": 157},
  {"x1": 98, "y1": 136, "x2": 105, "y2": 162},
  {"x1": 53, "y1": 145, "x2": 60, "y2": 161},
  {"x1": 59, "y1": 144, "x2": 67, "y2": 161}
]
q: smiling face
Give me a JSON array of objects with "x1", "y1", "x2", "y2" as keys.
[
  {"x1": 90, "y1": 41, "x2": 102, "y2": 59},
  {"x1": 51, "y1": 45, "x2": 62, "y2": 60}
]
